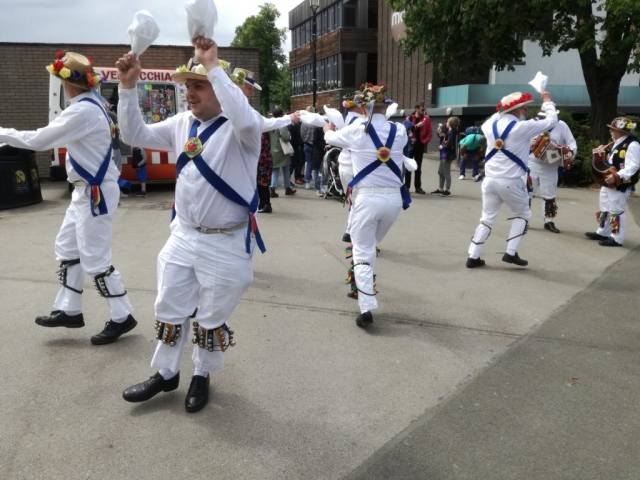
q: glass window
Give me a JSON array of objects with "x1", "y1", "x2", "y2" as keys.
[
  {"x1": 342, "y1": 53, "x2": 356, "y2": 88},
  {"x1": 343, "y1": 4, "x2": 356, "y2": 27},
  {"x1": 336, "y1": 2, "x2": 342, "y2": 28},
  {"x1": 133, "y1": 83, "x2": 177, "y2": 124},
  {"x1": 367, "y1": 53, "x2": 377, "y2": 85},
  {"x1": 368, "y1": 0, "x2": 378, "y2": 29}
]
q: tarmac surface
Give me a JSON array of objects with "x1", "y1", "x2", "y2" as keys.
[{"x1": 1, "y1": 156, "x2": 639, "y2": 479}]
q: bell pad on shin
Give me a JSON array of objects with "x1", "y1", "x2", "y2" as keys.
[
  {"x1": 57, "y1": 259, "x2": 83, "y2": 294},
  {"x1": 192, "y1": 321, "x2": 236, "y2": 352},
  {"x1": 94, "y1": 266, "x2": 127, "y2": 298},
  {"x1": 155, "y1": 321, "x2": 183, "y2": 347}
]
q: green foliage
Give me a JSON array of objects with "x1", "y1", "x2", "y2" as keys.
[
  {"x1": 231, "y1": 3, "x2": 288, "y2": 113},
  {"x1": 268, "y1": 64, "x2": 292, "y2": 111}
]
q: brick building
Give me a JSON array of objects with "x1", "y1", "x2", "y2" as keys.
[{"x1": 0, "y1": 43, "x2": 259, "y2": 179}]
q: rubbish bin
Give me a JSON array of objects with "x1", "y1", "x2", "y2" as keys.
[{"x1": 0, "y1": 144, "x2": 43, "y2": 210}]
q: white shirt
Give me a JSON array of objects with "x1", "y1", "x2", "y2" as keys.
[
  {"x1": 0, "y1": 92, "x2": 119, "y2": 183},
  {"x1": 336, "y1": 111, "x2": 365, "y2": 167},
  {"x1": 611, "y1": 135, "x2": 640, "y2": 181},
  {"x1": 482, "y1": 101, "x2": 558, "y2": 178},
  {"x1": 324, "y1": 113, "x2": 407, "y2": 188},
  {"x1": 260, "y1": 114, "x2": 291, "y2": 133},
  {"x1": 529, "y1": 120, "x2": 577, "y2": 165},
  {"x1": 118, "y1": 66, "x2": 261, "y2": 229}
]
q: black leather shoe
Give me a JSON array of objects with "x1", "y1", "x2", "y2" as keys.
[
  {"x1": 185, "y1": 375, "x2": 210, "y2": 413},
  {"x1": 35, "y1": 310, "x2": 85, "y2": 328},
  {"x1": 356, "y1": 311, "x2": 373, "y2": 327},
  {"x1": 285, "y1": 187, "x2": 297, "y2": 195},
  {"x1": 544, "y1": 222, "x2": 560, "y2": 233},
  {"x1": 502, "y1": 252, "x2": 528, "y2": 266},
  {"x1": 599, "y1": 237, "x2": 622, "y2": 247},
  {"x1": 123, "y1": 372, "x2": 180, "y2": 403},
  {"x1": 415, "y1": 188, "x2": 426, "y2": 194},
  {"x1": 466, "y1": 257, "x2": 486, "y2": 268},
  {"x1": 347, "y1": 291, "x2": 358, "y2": 300},
  {"x1": 269, "y1": 188, "x2": 279, "y2": 198},
  {"x1": 90, "y1": 314, "x2": 137, "y2": 345},
  {"x1": 585, "y1": 232, "x2": 609, "y2": 241},
  {"x1": 342, "y1": 233, "x2": 351, "y2": 243},
  {"x1": 258, "y1": 204, "x2": 272, "y2": 213}
]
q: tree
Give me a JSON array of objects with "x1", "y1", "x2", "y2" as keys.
[
  {"x1": 231, "y1": 3, "x2": 288, "y2": 113},
  {"x1": 388, "y1": 0, "x2": 640, "y2": 140},
  {"x1": 268, "y1": 64, "x2": 292, "y2": 111}
]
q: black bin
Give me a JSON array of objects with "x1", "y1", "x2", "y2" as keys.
[{"x1": 0, "y1": 144, "x2": 43, "y2": 210}]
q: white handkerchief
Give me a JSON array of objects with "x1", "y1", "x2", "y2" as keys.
[
  {"x1": 300, "y1": 111, "x2": 328, "y2": 128},
  {"x1": 127, "y1": 10, "x2": 160, "y2": 57},
  {"x1": 323, "y1": 105, "x2": 345, "y2": 130},
  {"x1": 385, "y1": 103, "x2": 398, "y2": 120},
  {"x1": 528, "y1": 71, "x2": 548, "y2": 93},
  {"x1": 402, "y1": 156, "x2": 418, "y2": 172},
  {"x1": 185, "y1": 0, "x2": 218, "y2": 41}
]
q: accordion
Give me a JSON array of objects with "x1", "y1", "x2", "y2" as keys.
[{"x1": 531, "y1": 133, "x2": 571, "y2": 165}]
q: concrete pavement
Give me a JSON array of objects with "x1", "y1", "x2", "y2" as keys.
[{"x1": 1, "y1": 158, "x2": 638, "y2": 479}]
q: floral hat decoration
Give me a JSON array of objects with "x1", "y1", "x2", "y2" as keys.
[
  {"x1": 46, "y1": 51, "x2": 103, "y2": 90},
  {"x1": 359, "y1": 82, "x2": 394, "y2": 106},
  {"x1": 608, "y1": 117, "x2": 637, "y2": 134},
  {"x1": 496, "y1": 92, "x2": 533, "y2": 115},
  {"x1": 230, "y1": 68, "x2": 262, "y2": 91}
]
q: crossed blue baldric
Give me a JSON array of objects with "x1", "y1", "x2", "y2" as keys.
[
  {"x1": 484, "y1": 120, "x2": 532, "y2": 189},
  {"x1": 174, "y1": 118, "x2": 266, "y2": 254}
]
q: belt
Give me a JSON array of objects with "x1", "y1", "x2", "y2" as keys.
[
  {"x1": 354, "y1": 187, "x2": 400, "y2": 194},
  {"x1": 195, "y1": 221, "x2": 247, "y2": 235},
  {"x1": 72, "y1": 180, "x2": 89, "y2": 186}
]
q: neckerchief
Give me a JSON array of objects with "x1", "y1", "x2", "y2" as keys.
[{"x1": 67, "y1": 97, "x2": 114, "y2": 216}]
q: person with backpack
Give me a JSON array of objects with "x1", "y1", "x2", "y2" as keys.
[{"x1": 459, "y1": 126, "x2": 486, "y2": 180}]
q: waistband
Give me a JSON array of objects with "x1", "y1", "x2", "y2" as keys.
[
  {"x1": 354, "y1": 187, "x2": 401, "y2": 195},
  {"x1": 70, "y1": 180, "x2": 116, "y2": 186},
  {"x1": 195, "y1": 221, "x2": 247, "y2": 235}
]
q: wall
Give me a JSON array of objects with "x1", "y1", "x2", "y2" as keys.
[
  {"x1": 0, "y1": 43, "x2": 260, "y2": 179},
  {"x1": 491, "y1": 40, "x2": 640, "y2": 87},
  {"x1": 378, "y1": 0, "x2": 435, "y2": 111}
]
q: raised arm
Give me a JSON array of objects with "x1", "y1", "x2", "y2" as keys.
[
  {"x1": 116, "y1": 52, "x2": 177, "y2": 151},
  {"x1": 0, "y1": 106, "x2": 93, "y2": 151},
  {"x1": 522, "y1": 91, "x2": 558, "y2": 138},
  {"x1": 262, "y1": 115, "x2": 291, "y2": 133}
]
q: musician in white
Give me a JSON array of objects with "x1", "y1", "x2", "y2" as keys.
[
  {"x1": 466, "y1": 91, "x2": 558, "y2": 268},
  {"x1": 585, "y1": 117, "x2": 640, "y2": 247},
  {"x1": 528, "y1": 111, "x2": 577, "y2": 233}
]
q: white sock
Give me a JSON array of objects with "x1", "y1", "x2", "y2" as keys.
[
  {"x1": 159, "y1": 368, "x2": 178, "y2": 380},
  {"x1": 112, "y1": 315, "x2": 129, "y2": 324},
  {"x1": 194, "y1": 368, "x2": 209, "y2": 378},
  {"x1": 64, "y1": 310, "x2": 81, "y2": 316}
]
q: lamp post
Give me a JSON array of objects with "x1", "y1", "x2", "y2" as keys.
[{"x1": 309, "y1": 0, "x2": 320, "y2": 110}]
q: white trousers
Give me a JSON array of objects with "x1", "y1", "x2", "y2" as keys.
[
  {"x1": 529, "y1": 161, "x2": 558, "y2": 223},
  {"x1": 339, "y1": 163, "x2": 355, "y2": 234},
  {"x1": 150, "y1": 223, "x2": 254, "y2": 375},
  {"x1": 468, "y1": 177, "x2": 531, "y2": 258},
  {"x1": 351, "y1": 192, "x2": 402, "y2": 313},
  {"x1": 596, "y1": 187, "x2": 631, "y2": 244},
  {"x1": 53, "y1": 181, "x2": 133, "y2": 319}
]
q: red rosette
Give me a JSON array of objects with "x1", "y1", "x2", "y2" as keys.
[
  {"x1": 55, "y1": 51, "x2": 65, "y2": 59},
  {"x1": 52, "y1": 60, "x2": 64, "y2": 72}
]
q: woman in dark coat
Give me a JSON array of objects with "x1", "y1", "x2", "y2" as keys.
[
  {"x1": 312, "y1": 126, "x2": 327, "y2": 197},
  {"x1": 257, "y1": 133, "x2": 274, "y2": 213}
]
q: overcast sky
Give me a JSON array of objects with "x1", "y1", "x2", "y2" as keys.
[{"x1": 0, "y1": 0, "x2": 302, "y2": 52}]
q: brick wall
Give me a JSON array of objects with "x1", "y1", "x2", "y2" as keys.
[
  {"x1": 378, "y1": 1, "x2": 435, "y2": 111},
  {"x1": 291, "y1": 90, "x2": 345, "y2": 112},
  {"x1": 0, "y1": 43, "x2": 260, "y2": 179}
]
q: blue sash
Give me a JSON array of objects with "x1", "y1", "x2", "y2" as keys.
[
  {"x1": 348, "y1": 116, "x2": 360, "y2": 126},
  {"x1": 484, "y1": 120, "x2": 532, "y2": 191},
  {"x1": 175, "y1": 118, "x2": 266, "y2": 254},
  {"x1": 68, "y1": 97, "x2": 114, "y2": 217},
  {"x1": 347, "y1": 123, "x2": 412, "y2": 210}
]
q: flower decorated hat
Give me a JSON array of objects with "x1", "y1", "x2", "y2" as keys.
[
  {"x1": 358, "y1": 82, "x2": 394, "y2": 106},
  {"x1": 46, "y1": 51, "x2": 103, "y2": 90},
  {"x1": 230, "y1": 68, "x2": 262, "y2": 91},
  {"x1": 608, "y1": 117, "x2": 637, "y2": 134},
  {"x1": 172, "y1": 57, "x2": 231, "y2": 84},
  {"x1": 496, "y1": 92, "x2": 533, "y2": 114}
]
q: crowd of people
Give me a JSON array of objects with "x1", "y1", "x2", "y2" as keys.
[{"x1": 0, "y1": 38, "x2": 637, "y2": 416}]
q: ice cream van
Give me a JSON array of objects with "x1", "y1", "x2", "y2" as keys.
[{"x1": 49, "y1": 67, "x2": 188, "y2": 182}]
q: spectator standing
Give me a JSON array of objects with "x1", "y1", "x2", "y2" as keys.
[
  {"x1": 431, "y1": 116, "x2": 459, "y2": 197},
  {"x1": 131, "y1": 146, "x2": 148, "y2": 197},
  {"x1": 288, "y1": 120, "x2": 305, "y2": 185},
  {"x1": 301, "y1": 106, "x2": 318, "y2": 190},
  {"x1": 257, "y1": 133, "x2": 273, "y2": 213},
  {"x1": 404, "y1": 102, "x2": 433, "y2": 194},
  {"x1": 313, "y1": 125, "x2": 327, "y2": 197},
  {"x1": 269, "y1": 107, "x2": 296, "y2": 197}
]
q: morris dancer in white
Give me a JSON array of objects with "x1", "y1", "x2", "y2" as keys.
[
  {"x1": 117, "y1": 37, "x2": 263, "y2": 413},
  {"x1": 466, "y1": 91, "x2": 557, "y2": 268},
  {"x1": 324, "y1": 83, "x2": 410, "y2": 327},
  {"x1": 528, "y1": 111, "x2": 577, "y2": 233},
  {"x1": 0, "y1": 51, "x2": 136, "y2": 345},
  {"x1": 585, "y1": 117, "x2": 640, "y2": 247}
]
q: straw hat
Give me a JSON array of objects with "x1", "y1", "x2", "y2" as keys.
[
  {"x1": 172, "y1": 57, "x2": 230, "y2": 84},
  {"x1": 230, "y1": 68, "x2": 262, "y2": 91},
  {"x1": 496, "y1": 92, "x2": 533, "y2": 114},
  {"x1": 46, "y1": 51, "x2": 102, "y2": 90},
  {"x1": 608, "y1": 117, "x2": 637, "y2": 134}
]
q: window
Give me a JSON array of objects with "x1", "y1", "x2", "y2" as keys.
[
  {"x1": 367, "y1": 53, "x2": 377, "y2": 85},
  {"x1": 343, "y1": 3, "x2": 356, "y2": 27},
  {"x1": 367, "y1": 0, "x2": 378, "y2": 29},
  {"x1": 342, "y1": 53, "x2": 356, "y2": 88}
]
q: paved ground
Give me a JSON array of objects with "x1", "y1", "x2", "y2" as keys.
[{"x1": 1, "y1": 158, "x2": 639, "y2": 479}]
